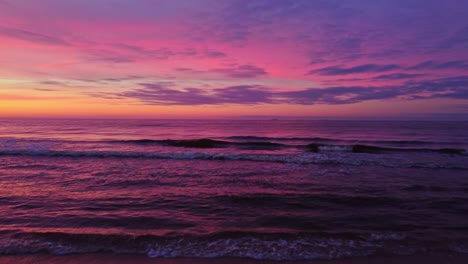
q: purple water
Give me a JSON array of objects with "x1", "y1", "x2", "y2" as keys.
[{"x1": 0, "y1": 119, "x2": 467, "y2": 260}]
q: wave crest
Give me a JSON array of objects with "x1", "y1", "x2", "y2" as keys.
[{"x1": 0, "y1": 231, "x2": 411, "y2": 260}]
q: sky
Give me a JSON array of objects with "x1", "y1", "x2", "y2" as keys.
[{"x1": 0, "y1": 0, "x2": 467, "y2": 119}]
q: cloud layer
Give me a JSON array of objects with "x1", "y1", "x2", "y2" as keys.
[{"x1": 107, "y1": 76, "x2": 468, "y2": 106}]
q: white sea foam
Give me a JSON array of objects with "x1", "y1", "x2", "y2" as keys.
[{"x1": 319, "y1": 145, "x2": 353, "y2": 152}]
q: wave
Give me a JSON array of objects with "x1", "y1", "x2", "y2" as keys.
[
  {"x1": 227, "y1": 136, "x2": 338, "y2": 142},
  {"x1": 227, "y1": 135, "x2": 460, "y2": 146},
  {"x1": 301, "y1": 143, "x2": 467, "y2": 154},
  {"x1": 0, "y1": 149, "x2": 466, "y2": 169},
  {"x1": 350, "y1": 145, "x2": 466, "y2": 155},
  {"x1": 124, "y1": 139, "x2": 228, "y2": 148},
  {"x1": 305, "y1": 143, "x2": 466, "y2": 155},
  {"x1": 115, "y1": 138, "x2": 467, "y2": 154},
  {"x1": 120, "y1": 139, "x2": 286, "y2": 150},
  {"x1": 0, "y1": 230, "x2": 419, "y2": 260},
  {"x1": 2, "y1": 136, "x2": 465, "y2": 154}
]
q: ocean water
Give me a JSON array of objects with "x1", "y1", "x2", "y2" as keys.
[{"x1": 0, "y1": 119, "x2": 467, "y2": 260}]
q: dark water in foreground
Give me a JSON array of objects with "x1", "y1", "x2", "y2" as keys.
[{"x1": 0, "y1": 119, "x2": 467, "y2": 260}]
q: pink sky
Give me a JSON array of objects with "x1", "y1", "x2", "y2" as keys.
[{"x1": 0, "y1": 0, "x2": 467, "y2": 119}]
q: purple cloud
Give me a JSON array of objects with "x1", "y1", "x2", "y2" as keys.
[
  {"x1": 278, "y1": 86, "x2": 403, "y2": 105},
  {"x1": 112, "y1": 43, "x2": 175, "y2": 60},
  {"x1": 212, "y1": 85, "x2": 272, "y2": 104},
  {"x1": 204, "y1": 51, "x2": 227, "y2": 58},
  {"x1": 92, "y1": 56, "x2": 134, "y2": 63},
  {"x1": 215, "y1": 65, "x2": 267, "y2": 78},
  {"x1": 0, "y1": 26, "x2": 68, "y2": 45},
  {"x1": 409, "y1": 60, "x2": 468, "y2": 70},
  {"x1": 282, "y1": 76, "x2": 468, "y2": 104},
  {"x1": 174, "y1": 67, "x2": 195, "y2": 72},
  {"x1": 310, "y1": 64, "x2": 401, "y2": 76},
  {"x1": 104, "y1": 76, "x2": 468, "y2": 105},
  {"x1": 40, "y1": 80, "x2": 67, "y2": 86},
  {"x1": 372, "y1": 73, "x2": 425, "y2": 80},
  {"x1": 121, "y1": 84, "x2": 216, "y2": 105},
  {"x1": 84, "y1": 45, "x2": 217, "y2": 64},
  {"x1": 119, "y1": 84, "x2": 272, "y2": 105},
  {"x1": 100, "y1": 76, "x2": 144, "y2": 82}
]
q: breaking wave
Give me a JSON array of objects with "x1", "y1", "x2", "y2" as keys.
[
  {"x1": 0, "y1": 149, "x2": 466, "y2": 169},
  {"x1": 0, "y1": 231, "x2": 423, "y2": 260},
  {"x1": 116, "y1": 138, "x2": 466, "y2": 154}
]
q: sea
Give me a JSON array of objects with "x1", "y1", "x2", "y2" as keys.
[{"x1": 0, "y1": 119, "x2": 467, "y2": 260}]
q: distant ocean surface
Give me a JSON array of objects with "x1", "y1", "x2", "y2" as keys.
[{"x1": 0, "y1": 119, "x2": 467, "y2": 260}]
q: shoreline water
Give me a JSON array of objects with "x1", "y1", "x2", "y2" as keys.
[
  {"x1": 1, "y1": 120, "x2": 467, "y2": 262},
  {"x1": 1, "y1": 253, "x2": 467, "y2": 264}
]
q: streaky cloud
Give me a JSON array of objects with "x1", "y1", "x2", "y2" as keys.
[
  {"x1": 104, "y1": 76, "x2": 468, "y2": 106},
  {"x1": 409, "y1": 60, "x2": 468, "y2": 70},
  {"x1": 215, "y1": 65, "x2": 267, "y2": 78},
  {"x1": 372, "y1": 73, "x2": 425, "y2": 80},
  {"x1": 92, "y1": 57, "x2": 134, "y2": 63},
  {"x1": 204, "y1": 51, "x2": 227, "y2": 58},
  {"x1": 119, "y1": 84, "x2": 272, "y2": 105},
  {"x1": 310, "y1": 64, "x2": 401, "y2": 76},
  {"x1": 0, "y1": 26, "x2": 68, "y2": 45},
  {"x1": 408, "y1": 61, "x2": 435, "y2": 70}
]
